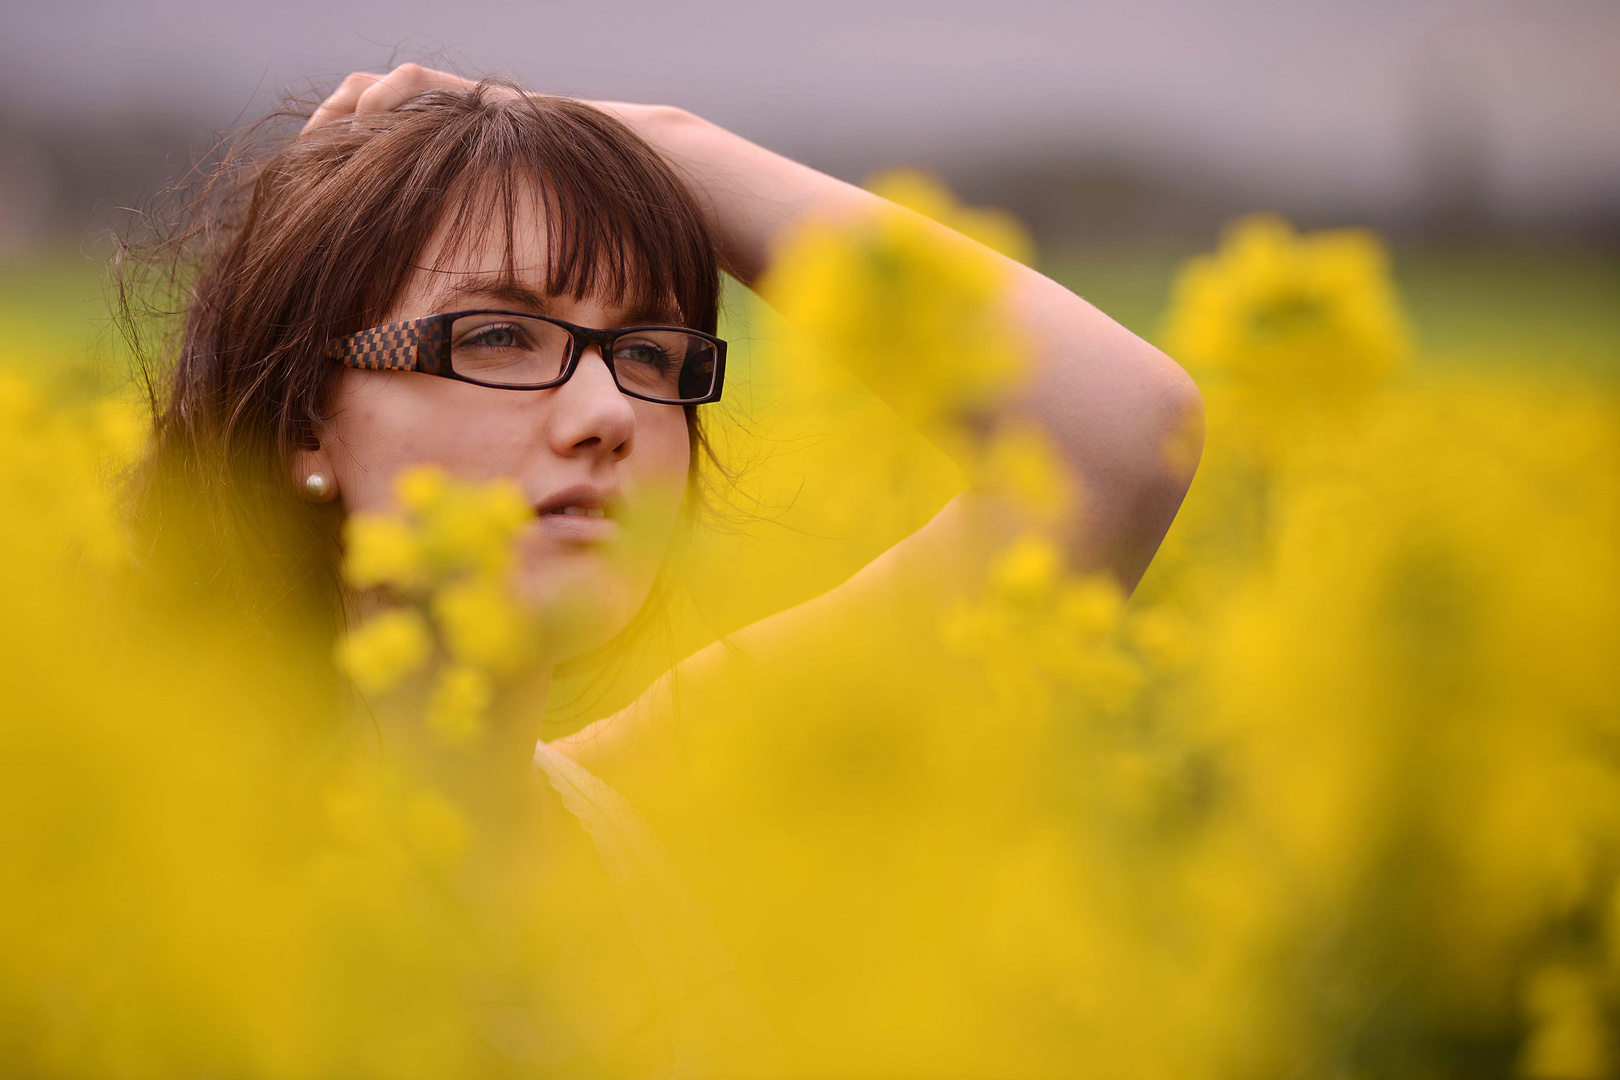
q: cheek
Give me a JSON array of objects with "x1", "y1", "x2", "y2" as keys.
[
  {"x1": 323, "y1": 373, "x2": 537, "y2": 512},
  {"x1": 624, "y1": 404, "x2": 694, "y2": 543},
  {"x1": 632, "y1": 404, "x2": 695, "y2": 487}
]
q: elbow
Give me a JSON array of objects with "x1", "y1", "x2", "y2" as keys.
[
  {"x1": 1106, "y1": 354, "x2": 1205, "y2": 594},
  {"x1": 1106, "y1": 341, "x2": 1203, "y2": 496},
  {"x1": 1154, "y1": 358, "x2": 1205, "y2": 495}
]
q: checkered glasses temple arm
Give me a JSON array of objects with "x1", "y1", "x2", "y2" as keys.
[{"x1": 326, "y1": 320, "x2": 424, "y2": 372}]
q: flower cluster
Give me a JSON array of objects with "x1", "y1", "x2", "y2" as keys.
[
  {"x1": 1162, "y1": 214, "x2": 1411, "y2": 457},
  {"x1": 759, "y1": 169, "x2": 1030, "y2": 454},
  {"x1": 1, "y1": 182, "x2": 1617, "y2": 1078},
  {"x1": 336, "y1": 466, "x2": 535, "y2": 744}
]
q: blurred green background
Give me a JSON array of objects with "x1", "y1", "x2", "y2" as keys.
[
  {"x1": 6, "y1": 242, "x2": 1614, "y2": 400},
  {"x1": 4, "y1": 4, "x2": 1615, "y2": 396}
]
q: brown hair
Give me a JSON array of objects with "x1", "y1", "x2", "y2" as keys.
[{"x1": 119, "y1": 79, "x2": 723, "y2": 645}]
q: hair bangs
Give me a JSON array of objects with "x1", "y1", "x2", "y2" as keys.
[{"x1": 415, "y1": 92, "x2": 718, "y2": 332}]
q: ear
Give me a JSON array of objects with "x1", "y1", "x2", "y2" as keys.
[{"x1": 293, "y1": 443, "x2": 339, "y2": 503}]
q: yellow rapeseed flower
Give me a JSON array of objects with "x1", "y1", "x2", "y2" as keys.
[
  {"x1": 1056, "y1": 576, "x2": 1124, "y2": 641},
  {"x1": 403, "y1": 787, "x2": 470, "y2": 866},
  {"x1": 395, "y1": 463, "x2": 450, "y2": 513},
  {"x1": 1162, "y1": 214, "x2": 1409, "y2": 410},
  {"x1": 970, "y1": 424, "x2": 1072, "y2": 524},
  {"x1": 762, "y1": 175, "x2": 1026, "y2": 445},
  {"x1": 6, "y1": 177, "x2": 1620, "y2": 1078},
  {"x1": 988, "y1": 533, "x2": 1063, "y2": 604},
  {"x1": 343, "y1": 514, "x2": 428, "y2": 592},
  {"x1": 868, "y1": 168, "x2": 1035, "y2": 264},
  {"x1": 425, "y1": 663, "x2": 492, "y2": 746},
  {"x1": 1520, "y1": 965, "x2": 1613, "y2": 1079},
  {"x1": 334, "y1": 607, "x2": 432, "y2": 697},
  {"x1": 414, "y1": 475, "x2": 531, "y2": 577},
  {"x1": 430, "y1": 576, "x2": 536, "y2": 674}
]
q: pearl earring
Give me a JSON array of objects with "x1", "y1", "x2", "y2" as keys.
[{"x1": 302, "y1": 473, "x2": 334, "y2": 501}]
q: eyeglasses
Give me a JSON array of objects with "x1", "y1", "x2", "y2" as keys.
[{"x1": 326, "y1": 309, "x2": 726, "y2": 405}]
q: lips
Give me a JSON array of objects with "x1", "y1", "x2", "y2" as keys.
[{"x1": 532, "y1": 483, "x2": 621, "y2": 544}]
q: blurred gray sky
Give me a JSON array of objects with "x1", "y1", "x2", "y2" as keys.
[{"x1": 1, "y1": 0, "x2": 1617, "y2": 245}]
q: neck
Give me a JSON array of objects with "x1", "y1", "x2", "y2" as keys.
[{"x1": 491, "y1": 662, "x2": 555, "y2": 764}]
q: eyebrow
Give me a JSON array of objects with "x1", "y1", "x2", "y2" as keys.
[
  {"x1": 427, "y1": 275, "x2": 551, "y2": 314},
  {"x1": 425, "y1": 274, "x2": 683, "y2": 326}
]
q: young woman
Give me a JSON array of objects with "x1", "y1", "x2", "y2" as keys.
[
  {"x1": 120, "y1": 61, "x2": 1202, "y2": 1073},
  {"x1": 131, "y1": 62, "x2": 1200, "y2": 776}
]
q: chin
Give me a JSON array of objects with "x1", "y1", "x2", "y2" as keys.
[{"x1": 513, "y1": 554, "x2": 650, "y2": 661}]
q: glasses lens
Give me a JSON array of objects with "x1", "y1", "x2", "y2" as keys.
[
  {"x1": 449, "y1": 314, "x2": 572, "y2": 387},
  {"x1": 610, "y1": 330, "x2": 718, "y2": 403}
]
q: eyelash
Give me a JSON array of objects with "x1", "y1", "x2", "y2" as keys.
[{"x1": 458, "y1": 323, "x2": 528, "y2": 348}]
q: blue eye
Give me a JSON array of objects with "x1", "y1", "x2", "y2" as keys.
[
  {"x1": 466, "y1": 325, "x2": 521, "y2": 349},
  {"x1": 614, "y1": 340, "x2": 677, "y2": 372}
]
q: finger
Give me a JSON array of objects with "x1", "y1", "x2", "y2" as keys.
[
  {"x1": 303, "y1": 71, "x2": 388, "y2": 133},
  {"x1": 353, "y1": 63, "x2": 477, "y2": 117}
]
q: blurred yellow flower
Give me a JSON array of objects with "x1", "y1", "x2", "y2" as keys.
[
  {"x1": 335, "y1": 468, "x2": 544, "y2": 717},
  {"x1": 403, "y1": 787, "x2": 470, "y2": 866},
  {"x1": 1520, "y1": 965, "x2": 1613, "y2": 1079},
  {"x1": 1162, "y1": 214, "x2": 1409, "y2": 411},
  {"x1": 343, "y1": 514, "x2": 427, "y2": 591},
  {"x1": 762, "y1": 175, "x2": 1026, "y2": 443},
  {"x1": 430, "y1": 576, "x2": 535, "y2": 674},
  {"x1": 970, "y1": 424, "x2": 1072, "y2": 523},
  {"x1": 1056, "y1": 576, "x2": 1124, "y2": 641},
  {"x1": 4, "y1": 179, "x2": 1620, "y2": 1080},
  {"x1": 334, "y1": 607, "x2": 432, "y2": 697},
  {"x1": 868, "y1": 168, "x2": 1035, "y2": 264},
  {"x1": 415, "y1": 476, "x2": 532, "y2": 578},
  {"x1": 89, "y1": 397, "x2": 147, "y2": 466},
  {"x1": 0, "y1": 371, "x2": 41, "y2": 422},
  {"x1": 395, "y1": 463, "x2": 450, "y2": 513},
  {"x1": 426, "y1": 663, "x2": 492, "y2": 746},
  {"x1": 989, "y1": 533, "x2": 1063, "y2": 604}
]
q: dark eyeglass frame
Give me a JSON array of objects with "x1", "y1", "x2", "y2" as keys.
[{"x1": 326, "y1": 309, "x2": 727, "y2": 405}]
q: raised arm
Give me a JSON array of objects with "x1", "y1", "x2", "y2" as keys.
[
  {"x1": 309, "y1": 64, "x2": 1201, "y2": 593},
  {"x1": 307, "y1": 64, "x2": 1204, "y2": 795},
  {"x1": 593, "y1": 101, "x2": 1202, "y2": 592}
]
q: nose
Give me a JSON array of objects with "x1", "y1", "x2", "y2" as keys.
[{"x1": 547, "y1": 345, "x2": 635, "y2": 461}]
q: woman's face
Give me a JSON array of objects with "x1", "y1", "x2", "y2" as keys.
[{"x1": 304, "y1": 198, "x2": 693, "y2": 659}]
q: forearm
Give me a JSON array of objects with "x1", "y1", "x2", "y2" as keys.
[
  {"x1": 604, "y1": 103, "x2": 1203, "y2": 590},
  {"x1": 591, "y1": 102, "x2": 879, "y2": 284},
  {"x1": 1007, "y1": 277, "x2": 1203, "y2": 589}
]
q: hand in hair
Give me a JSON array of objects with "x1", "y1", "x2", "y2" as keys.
[{"x1": 304, "y1": 63, "x2": 501, "y2": 133}]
